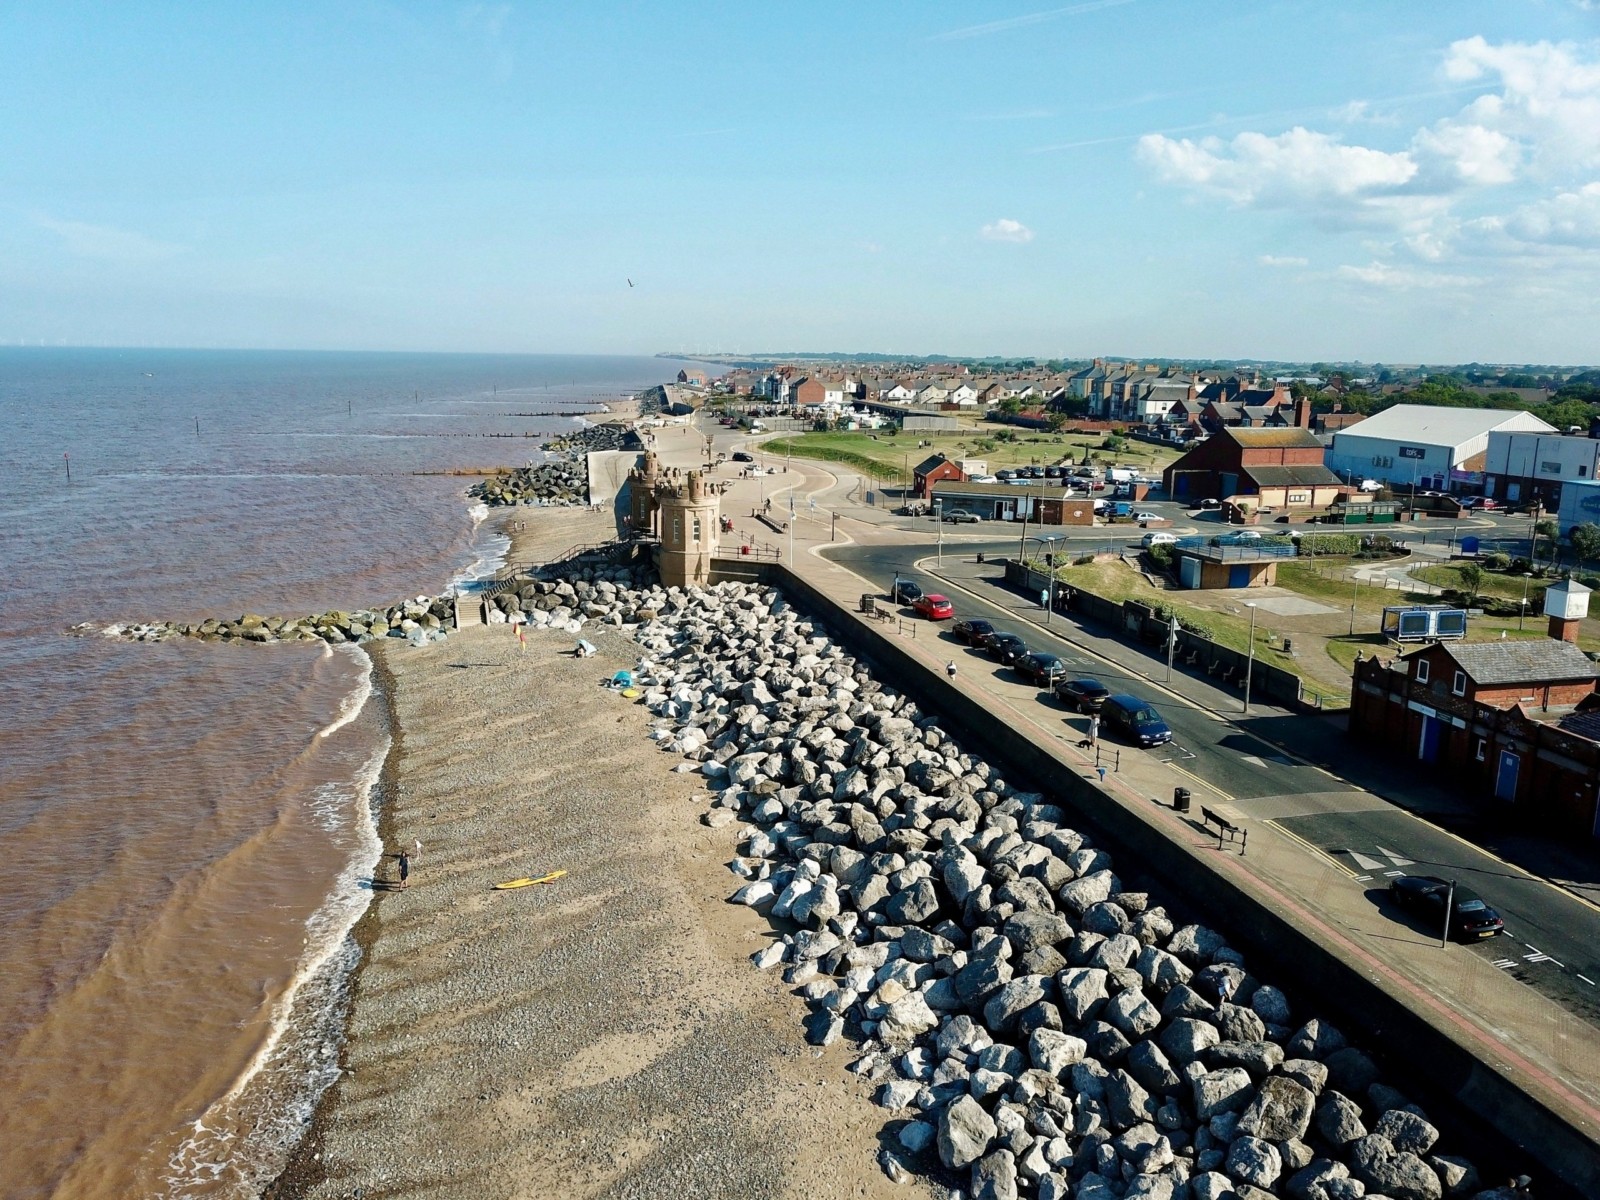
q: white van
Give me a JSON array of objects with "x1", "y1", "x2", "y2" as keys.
[{"x1": 1358, "y1": 478, "x2": 1382, "y2": 493}]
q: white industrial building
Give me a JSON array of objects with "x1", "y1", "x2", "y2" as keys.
[
  {"x1": 1325, "y1": 405, "x2": 1554, "y2": 494},
  {"x1": 1484, "y1": 431, "x2": 1600, "y2": 510}
]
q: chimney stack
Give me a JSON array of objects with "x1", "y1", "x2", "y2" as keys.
[{"x1": 1293, "y1": 397, "x2": 1313, "y2": 428}]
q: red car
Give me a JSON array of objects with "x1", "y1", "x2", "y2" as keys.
[{"x1": 913, "y1": 593, "x2": 954, "y2": 620}]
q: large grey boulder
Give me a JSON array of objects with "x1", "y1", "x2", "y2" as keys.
[
  {"x1": 1313, "y1": 1091, "x2": 1367, "y2": 1146},
  {"x1": 1103, "y1": 987, "x2": 1163, "y2": 1038},
  {"x1": 985, "y1": 975, "x2": 1051, "y2": 1034},
  {"x1": 955, "y1": 951, "x2": 1015, "y2": 1006},
  {"x1": 939, "y1": 1095, "x2": 998, "y2": 1169},
  {"x1": 1227, "y1": 1135, "x2": 1283, "y2": 1189},
  {"x1": 1284, "y1": 1159, "x2": 1353, "y2": 1200},
  {"x1": 1103, "y1": 1069, "x2": 1156, "y2": 1130},
  {"x1": 1134, "y1": 944, "x2": 1193, "y2": 994},
  {"x1": 1125, "y1": 1039, "x2": 1181, "y2": 1096},
  {"x1": 1375, "y1": 1108, "x2": 1440, "y2": 1156},
  {"x1": 1004, "y1": 910, "x2": 1072, "y2": 954},
  {"x1": 1192, "y1": 1068, "x2": 1254, "y2": 1120},
  {"x1": 1167, "y1": 923, "x2": 1228, "y2": 965},
  {"x1": 884, "y1": 877, "x2": 941, "y2": 924},
  {"x1": 879, "y1": 992, "x2": 938, "y2": 1045},
  {"x1": 1056, "y1": 967, "x2": 1110, "y2": 1023},
  {"x1": 972, "y1": 1148, "x2": 1020, "y2": 1200},
  {"x1": 1058, "y1": 869, "x2": 1116, "y2": 915},
  {"x1": 1159, "y1": 1016, "x2": 1219, "y2": 1064},
  {"x1": 1236, "y1": 1074, "x2": 1315, "y2": 1142},
  {"x1": 1348, "y1": 1133, "x2": 1443, "y2": 1200},
  {"x1": 1324, "y1": 1047, "x2": 1381, "y2": 1098},
  {"x1": 1029, "y1": 1028, "x2": 1088, "y2": 1075}
]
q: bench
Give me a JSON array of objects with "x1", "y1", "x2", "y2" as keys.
[
  {"x1": 1182, "y1": 649, "x2": 1201, "y2": 667},
  {"x1": 1201, "y1": 806, "x2": 1247, "y2": 854}
]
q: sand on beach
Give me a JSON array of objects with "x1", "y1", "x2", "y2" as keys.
[{"x1": 289, "y1": 563, "x2": 921, "y2": 1197}]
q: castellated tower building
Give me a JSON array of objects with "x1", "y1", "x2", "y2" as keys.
[
  {"x1": 627, "y1": 449, "x2": 662, "y2": 536},
  {"x1": 654, "y1": 469, "x2": 720, "y2": 588}
]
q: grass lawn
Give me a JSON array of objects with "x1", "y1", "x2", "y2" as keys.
[
  {"x1": 760, "y1": 427, "x2": 1181, "y2": 487},
  {"x1": 1410, "y1": 562, "x2": 1548, "y2": 606}
]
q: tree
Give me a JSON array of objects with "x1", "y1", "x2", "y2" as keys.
[
  {"x1": 998, "y1": 397, "x2": 1024, "y2": 416},
  {"x1": 1457, "y1": 563, "x2": 1486, "y2": 605},
  {"x1": 1045, "y1": 411, "x2": 1070, "y2": 433},
  {"x1": 1571, "y1": 523, "x2": 1600, "y2": 567},
  {"x1": 1536, "y1": 518, "x2": 1558, "y2": 567}
]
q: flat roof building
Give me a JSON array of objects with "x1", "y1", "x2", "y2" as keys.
[{"x1": 1327, "y1": 405, "x2": 1553, "y2": 493}]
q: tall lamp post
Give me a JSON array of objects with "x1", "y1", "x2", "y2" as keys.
[
  {"x1": 1349, "y1": 574, "x2": 1361, "y2": 636},
  {"x1": 936, "y1": 500, "x2": 944, "y2": 565},
  {"x1": 1519, "y1": 571, "x2": 1534, "y2": 631},
  {"x1": 1044, "y1": 535, "x2": 1059, "y2": 623},
  {"x1": 1242, "y1": 601, "x2": 1258, "y2": 714}
]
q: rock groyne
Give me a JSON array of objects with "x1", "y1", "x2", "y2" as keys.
[{"x1": 530, "y1": 573, "x2": 1526, "y2": 1200}]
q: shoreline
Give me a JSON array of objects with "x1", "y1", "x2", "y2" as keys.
[{"x1": 267, "y1": 504, "x2": 910, "y2": 1200}]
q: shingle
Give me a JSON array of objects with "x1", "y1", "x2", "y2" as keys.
[{"x1": 1429, "y1": 639, "x2": 1599, "y2": 686}]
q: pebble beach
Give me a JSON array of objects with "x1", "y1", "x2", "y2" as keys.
[{"x1": 274, "y1": 509, "x2": 912, "y2": 1200}]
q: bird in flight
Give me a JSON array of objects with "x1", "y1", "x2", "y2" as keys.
[{"x1": 627, "y1": 278, "x2": 634, "y2": 287}]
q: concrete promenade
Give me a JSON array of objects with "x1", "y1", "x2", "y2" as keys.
[{"x1": 611, "y1": 418, "x2": 1600, "y2": 1182}]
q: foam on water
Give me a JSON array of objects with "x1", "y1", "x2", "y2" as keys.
[{"x1": 317, "y1": 644, "x2": 372, "y2": 739}]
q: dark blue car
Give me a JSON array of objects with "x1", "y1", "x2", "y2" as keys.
[{"x1": 1101, "y1": 694, "x2": 1173, "y2": 748}]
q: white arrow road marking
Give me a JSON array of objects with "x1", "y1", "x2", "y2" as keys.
[
  {"x1": 1240, "y1": 755, "x2": 1268, "y2": 769},
  {"x1": 1377, "y1": 846, "x2": 1414, "y2": 866},
  {"x1": 1348, "y1": 851, "x2": 1385, "y2": 870}
]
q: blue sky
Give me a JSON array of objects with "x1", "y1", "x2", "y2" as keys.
[{"x1": 3, "y1": 2, "x2": 1598, "y2": 363}]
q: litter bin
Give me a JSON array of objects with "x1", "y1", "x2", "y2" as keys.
[
  {"x1": 1173, "y1": 787, "x2": 1191, "y2": 813},
  {"x1": 1282, "y1": 637, "x2": 1293, "y2": 653}
]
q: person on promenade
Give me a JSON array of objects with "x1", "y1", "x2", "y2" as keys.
[
  {"x1": 946, "y1": 660, "x2": 957, "y2": 679},
  {"x1": 397, "y1": 849, "x2": 410, "y2": 889},
  {"x1": 1088, "y1": 715, "x2": 1100, "y2": 748}
]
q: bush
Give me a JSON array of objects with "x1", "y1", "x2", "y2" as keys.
[
  {"x1": 1509, "y1": 556, "x2": 1532, "y2": 573},
  {"x1": 1146, "y1": 544, "x2": 1174, "y2": 569},
  {"x1": 1298, "y1": 533, "x2": 1360, "y2": 556},
  {"x1": 1101, "y1": 435, "x2": 1125, "y2": 452},
  {"x1": 1074, "y1": 554, "x2": 1096, "y2": 566},
  {"x1": 1482, "y1": 551, "x2": 1511, "y2": 570}
]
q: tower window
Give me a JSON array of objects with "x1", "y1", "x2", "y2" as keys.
[{"x1": 692, "y1": 516, "x2": 702, "y2": 543}]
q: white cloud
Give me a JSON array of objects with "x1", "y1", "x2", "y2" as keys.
[
  {"x1": 1412, "y1": 119, "x2": 1520, "y2": 185},
  {"x1": 1135, "y1": 127, "x2": 1417, "y2": 205},
  {"x1": 1259, "y1": 255, "x2": 1308, "y2": 267},
  {"x1": 1475, "y1": 181, "x2": 1600, "y2": 249},
  {"x1": 35, "y1": 215, "x2": 180, "y2": 263},
  {"x1": 1442, "y1": 36, "x2": 1600, "y2": 173},
  {"x1": 980, "y1": 218, "x2": 1035, "y2": 243},
  {"x1": 1336, "y1": 261, "x2": 1481, "y2": 289}
]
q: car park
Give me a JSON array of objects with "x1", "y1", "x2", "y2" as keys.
[
  {"x1": 891, "y1": 579, "x2": 923, "y2": 605},
  {"x1": 912, "y1": 593, "x2": 954, "y2": 620},
  {"x1": 1100, "y1": 695, "x2": 1174, "y2": 747},
  {"x1": 1389, "y1": 875, "x2": 1505, "y2": 940},
  {"x1": 1141, "y1": 531, "x2": 1178, "y2": 548},
  {"x1": 944, "y1": 510, "x2": 981, "y2": 523},
  {"x1": 731, "y1": 451, "x2": 754, "y2": 462},
  {"x1": 952, "y1": 618, "x2": 996, "y2": 646},
  {"x1": 1015, "y1": 652, "x2": 1066, "y2": 686},
  {"x1": 986, "y1": 633, "x2": 1029, "y2": 665},
  {"x1": 1055, "y1": 677, "x2": 1110, "y2": 712}
]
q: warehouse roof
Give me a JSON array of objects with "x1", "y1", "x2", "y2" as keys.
[{"x1": 1332, "y1": 404, "x2": 1554, "y2": 447}]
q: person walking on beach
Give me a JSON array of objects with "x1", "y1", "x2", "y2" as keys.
[{"x1": 397, "y1": 849, "x2": 410, "y2": 889}]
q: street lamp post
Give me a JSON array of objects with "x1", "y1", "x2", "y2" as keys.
[
  {"x1": 1166, "y1": 613, "x2": 1178, "y2": 683},
  {"x1": 1519, "y1": 571, "x2": 1533, "y2": 631},
  {"x1": 936, "y1": 500, "x2": 944, "y2": 565},
  {"x1": 1243, "y1": 601, "x2": 1258, "y2": 714},
  {"x1": 1044, "y1": 536, "x2": 1058, "y2": 623},
  {"x1": 1349, "y1": 574, "x2": 1361, "y2": 636}
]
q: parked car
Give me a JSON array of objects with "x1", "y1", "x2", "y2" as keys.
[
  {"x1": 912, "y1": 593, "x2": 955, "y2": 620},
  {"x1": 1358, "y1": 478, "x2": 1384, "y2": 492},
  {"x1": 1055, "y1": 677, "x2": 1110, "y2": 712},
  {"x1": 944, "y1": 510, "x2": 981, "y2": 523},
  {"x1": 731, "y1": 451, "x2": 754, "y2": 462},
  {"x1": 1131, "y1": 511, "x2": 1162, "y2": 522},
  {"x1": 986, "y1": 633, "x2": 1029, "y2": 665},
  {"x1": 952, "y1": 618, "x2": 996, "y2": 646},
  {"x1": 1100, "y1": 694, "x2": 1174, "y2": 748},
  {"x1": 898, "y1": 501, "x2": 929, "y2": 516},
  {"x1": 1196, "y1": 498, "x2": 1221, "y2": 510},
  {"x1": 891, "y1": 579, "x2": 923, "y2": 605},
  {"x1": 1389, "y1": 875, "x2": 1505, "y2": 940},
  {"x1": 1015, "y1": 652, "x2": 1066, "y2": 686},
  {"x1": 1141, "y1": 531, "x2": 1178, "y2": 548},
  {"x1": 1462, "y1": 496, "x2": 1501, "y2": 510}
]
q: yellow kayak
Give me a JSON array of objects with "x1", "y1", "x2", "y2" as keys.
[{"x1": 493, "y1": 869, "x2": 567, "y2": 891}]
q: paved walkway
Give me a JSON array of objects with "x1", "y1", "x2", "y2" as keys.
[{"x1": 602, "y1": 417, "x2": 1600, "y2": 1167}]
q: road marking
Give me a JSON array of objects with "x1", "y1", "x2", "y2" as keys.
[
  {"x1": 1240, "y1": 754, "x2": 1268, "y2": 769},
  {"x1": 1353, "y1": 874, "x2": 1373, "y2": 882},
  {"x1": 1525, "y1": 952, "x2": 1564, "y2": 967},
  {"x1": 1383, "y1": 869, "x2": 1406, "y2": 877},
  {"x1": 1578, "y1": 974, "x2": 1596, "y2": 987},
  {"x1": 1377, "y1": 845, "x2": 1414, "y2": 867},
  {"x1": 1349, "y1": 851, "x2": 1387, "y2": 871},
  {"x1": 1493, "y1": 958, "x2": 1519, "y2": 970}
]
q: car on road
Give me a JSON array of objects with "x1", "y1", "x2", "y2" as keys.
[
  {"x1": 986, "y1": 633, "x2": 1029, "y2": 665},
  {"x1": 1055, "y1": 677, "x2": 1110, "y2": 712},
  {"x1": 1195, "y1": 498, "x2": 1221, "y2": 510},
  {"x1": 1015, "y1": 652, "x2": 1066, "y2": 686},
  {"x1": 1131, "y1": 511, "x2": 1162, "y2": 522},
  {"x1": 1461, "y1": 496, "x2": 1501, "y2": 510},
  {"x1": 1100, "y1": 695, "x2": 1174, "y2": 748},
  {"x1": 912, "y1": 593, "x2": 955, "y2": 620},
  {"x1": 731, "y1": 451, "x2": 754, "y2": 462},
  {"x1": 1141, "y1": 531, "x2": 1178, "y2": 548},
  {"x1": 952, "y1": 618, "x2": 996, "y2": 646},
  {"x1": 944, "y1": 510, "x2": 982, "y2": 523},
  {"x1": 1389, "y1": 875, "x2": 1505, "y2": 940},
  {"x1": 891, "y1": 579, "x2": 923, "y2": 605}
]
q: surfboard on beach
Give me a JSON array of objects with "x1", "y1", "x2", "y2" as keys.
[{"x1": 493, "y1": 870, "x2": 567, "y2": 890}]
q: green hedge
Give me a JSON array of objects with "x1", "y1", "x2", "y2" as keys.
[{"x1": 1298, "y1": 533, "x2": 1360, "y2": 556}]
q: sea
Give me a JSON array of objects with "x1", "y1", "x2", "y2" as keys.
[{"x1": 0, "y1": 348, "x2": 705, "y2": 1200}]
